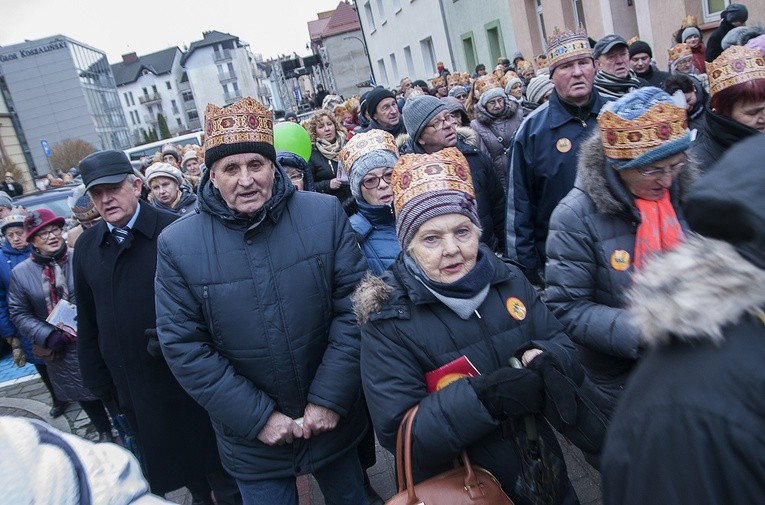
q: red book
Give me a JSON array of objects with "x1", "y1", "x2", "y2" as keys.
[{"x1": 425, "y1": 355, "x2": 481, "y2": 393}]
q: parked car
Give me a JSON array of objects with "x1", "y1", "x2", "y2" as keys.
[{"x1": 12, "y1": 185, "x2": 77, "y2": 224}]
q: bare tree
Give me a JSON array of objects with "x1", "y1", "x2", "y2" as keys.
[{"x1": 50, "y1": 139, "x2": 97, "y2": 173}]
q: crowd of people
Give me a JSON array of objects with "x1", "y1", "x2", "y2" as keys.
[{"x1": 1, "y1": 3, "x2": 764, "y2": 505}]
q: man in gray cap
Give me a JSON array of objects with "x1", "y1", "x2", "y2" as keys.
[
  {"x1": 73, "y1": 150, "x2": 240, "y2": 503},
  {"x1": 399, "y1": 94, "x2": 506, "y2": 253},
  {"x1": 593, "y1": 34, "x2": 648, "y2": 98},
  {"x1": 707, "y1": 3, "x2": 749, "y2": 62}
]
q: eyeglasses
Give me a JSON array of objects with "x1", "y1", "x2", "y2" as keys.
[
  {"x1": 288, "y1": 173, "x2": 304, "y2": 182},
  {"x1": 426, "y1": 114, "x2": 454, "y2": 130},
  {"x1": 454, "y1": 94, "x2": 467, "y2": 100},
  {"x1": 35, "y1": 227, "x2": 62, "y2": 239},
  {"x1": 361, "y1": 171, "x2": 393, "y2": 189},
  {"x1": 638, "y1": 163, "x2": 683, "y2": 178}
]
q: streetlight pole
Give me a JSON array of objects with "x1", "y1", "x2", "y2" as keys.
[{"x1": 343, "y1": 34, "x2": 374, "y2": 85}]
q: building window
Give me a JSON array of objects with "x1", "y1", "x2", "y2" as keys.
[
  {"x1": 389, "y1": 53, "x2": 399, "y2": 82},
  {"x1": 377, "y1": 58, "x2": 389, "y2": 86},
  {"x1": 123, "y1": 92, "x2": 129, "y2": 107},
  {"x1": 166, "y1": 80, "x2": 172, "y2": 90},
  {"x1": 702, "y1": 0, "x2": 730, "y2": 23},
  {"x1": 461, "y1": 34, "x2": 477, "y2": 73},
  {"x1": 142, "y1": 87, "x2": 148, "y2": 96},
  {"x1": 536, "y1": 0, "x2": 547, "y2": 47},
  {"x1": 171, "y1": 99, "x2": 179, "y2": 114},
  {"x1": 152, "y1": 85, "x2": 158, "y2": 94},
  {"x1": 182, "y1": 91, "x2": 194, "y2": 102},
  {"x1": 364, "y1": 1, "x2": 376, "y2": 31},
  {"x1": 188, "y1": 110, "x2": 199, "y2": 121},
  {"x1": 404, "y1": 46, "x2": 415, "y2": 76},
  {"x1": 572, "y1": 0, "x2": 586, "y2": 29},
  {"x1": 376, "y1": 0, "x2": 386, "y2": 23},
  {"x1": 176, "y1": 118, "x2": 182, "y2": 127},
  {"x1": 420, "y1": 37, "x2": 436, "y2": 75},
  {"x1": 485, "y1": 21, "x2": 505, "y2": 66},
  {"x1": 129, "y1": 92, "x2": 135, "y2": 106}
]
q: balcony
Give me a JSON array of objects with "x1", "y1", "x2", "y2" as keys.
[
  {"x1": 183, "y1": 100, "x2": 197, "y2": 111},
  {"x1": 224, "y1": 91, "x2": 242, "y2": 104},
  {"x1": 213, "y1": 49, "x2": 232, "y2": 62},
  {"x1": 142, "y1": 114, "x2": 158, "y2": 124},
  {"x1": 218, "y1": 71, "x2": 236, "y2": 83},
  {"x1": 139, "y1": 92, "x2": 161, "y2": 105},
  {"x1": 178, "y1": 81, "x2": 191, "y2": 92}
]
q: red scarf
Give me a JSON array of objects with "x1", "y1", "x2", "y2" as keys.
[{"x1": 634, "y1": 192, "x2": 684, "y2": 269}]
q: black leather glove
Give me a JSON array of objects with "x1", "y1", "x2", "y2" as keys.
[
  {"x1": 45, "y1": 329, "x2": 73, "y2": 352},
  {"x1": 470, "y1": 366, "x2": 544, "y2": 420},
  {"x1": 89, "y1": 383, "x2": 118, "y2": 403},
  {"x1": 145, "y1": 328, "x2": 162, "y2": 359},
  {"x1": 528, "y1": 352, "x2": 608, "y2": 455}
]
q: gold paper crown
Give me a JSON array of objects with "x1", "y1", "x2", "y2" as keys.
[
  {"x1": 500, "y1": 70, "x2": 519, "y2": 89},
  {"x1": 517, "y1": 60, "x2": 534, "y2": 73},
  {"x1": 627, "y1": 35, "x2": 640, "y2": 46},
  {"x1": 459, "y1": 72, "x2": 471, "y2": 85},
  {"x1": 681, "y1": 15, "x2": 698, "y2": 29},
  {"x1": 431, "y1": 76, "x2": 446, "y2": 88},
  {"x1": 204, "y1": 97, "x2": 273, "y2": 152},
  {"x1": 546, "y1": 26, "x2": 592, "y2": 70},
  {"x1": 339, "y1": 129, "x2": 399, "y2": 174},
  {"x1": 599, "y1": 103, "x2": 688, "y2": 160},
  {"x1": 474, "y1": 75, "x2": 501, "y2": 97},
  {"x1": 535, "y1": 54, "x2": 549, "y2": 69},
  {"x1": 708, "y1": 45, "x2": 765, "y2": 96},
  {"x1": 667, "y1": 43, "x2": 692, "y2": 65},
  {"x1": 392, "y1": 148, "x2": 474, "y2": 216}
]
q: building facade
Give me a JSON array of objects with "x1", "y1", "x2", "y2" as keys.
[{"x1": 0, "y1": 35, "x2": 130, "y2": 177}]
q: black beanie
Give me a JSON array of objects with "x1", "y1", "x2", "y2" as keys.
[
  {"x1": 365, "y1": 87, "x2": 396, "y2": 120},
  {"x1": 629, "y1": 40, "x2": 653, "y2": 59},
  {"x1": 722, "y1": 3, "x2": 748, "y2": 24}
]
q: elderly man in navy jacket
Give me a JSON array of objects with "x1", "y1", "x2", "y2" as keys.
[{"x1": 154, "y1": 96, "x2": 369, "y2": 505}]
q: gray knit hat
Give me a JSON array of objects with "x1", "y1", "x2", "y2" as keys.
[
  {"x1": 0, "y1": 191, "x2": 12, "y2": 209},
  {"x1": 339, "y1": 129, "x2": 400, "y2": 199},
  {"x1": 479, "y1": 86, "x2": 507, "y2": 107},
  {"x1": 526, "y1": 74, "x2": 555, "y2": 104},
  {"x1": 402, "y1": 95, "x2": 448, "y2": 143},
  {"x1": 681, "y1": 27, "x2": 700, "y2": 42}
]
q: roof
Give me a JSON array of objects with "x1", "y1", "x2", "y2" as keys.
[
  {"x1": 181, "y1": 31, "x2": 240, "y2": 65},
  {"x1": 309, "y1": 1, "x2": 361, "y2": 42},
  {"x1": 110, "y1": 47, "x2": 178, "y2": 86}
]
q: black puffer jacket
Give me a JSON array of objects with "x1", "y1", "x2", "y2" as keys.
[
  {"x1": 155, "y1": 163, "x2": 369, "y2": 480},
  {"x1": 691, "y1": 108, "x2": 762, "y2": 173},
  {"x1": 354, "y1": 249, "x2": 579, "y2": 504},
  {"x1": 544, "y1": 132, "x2": 697, "y2": 416},
  {"x1": 398, "y1": 137, "x2": 507, "y2": 253}
]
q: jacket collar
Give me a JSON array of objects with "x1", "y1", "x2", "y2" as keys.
[
  {"x1": 546, "y1": 89, "x2": 608, "y2": 129},
  {"x1": 96, "y1": 200, "x2": 160, "y2": 246}
]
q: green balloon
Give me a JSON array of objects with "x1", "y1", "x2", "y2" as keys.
[{"x1": 273, "y1": 121, "x2": 312, "y2": 162}]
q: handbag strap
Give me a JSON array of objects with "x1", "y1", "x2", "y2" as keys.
[{"x1": 394, "y1": 404, "x2": 483, "y2": 504}]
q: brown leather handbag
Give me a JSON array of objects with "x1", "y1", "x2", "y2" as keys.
[{"x1": 385, "y1": 404, "x2": 515, "y2": 505}]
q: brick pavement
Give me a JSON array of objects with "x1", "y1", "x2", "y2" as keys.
[{"x1": 0, "y1": 370, "x2": 602, "y2": 505}]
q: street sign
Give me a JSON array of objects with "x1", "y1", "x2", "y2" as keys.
[{"x1": 41, "y1": 139, "x2": 51, "y2": 157}]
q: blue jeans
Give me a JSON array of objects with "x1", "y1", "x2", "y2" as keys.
[{"x1": 236, "y1": 449, "x2": 367, "y2": 505}]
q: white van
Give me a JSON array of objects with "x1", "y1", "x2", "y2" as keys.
[{"x1": 123, "y1": 132, "x2": 203, "y2": 162}]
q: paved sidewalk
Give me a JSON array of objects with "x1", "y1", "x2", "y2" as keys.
[{"x1": 0, "y1": 365, "x2": 601, "y2": 505}]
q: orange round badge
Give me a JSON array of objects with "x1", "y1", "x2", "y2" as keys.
[
  {"x1": 556, "y1": 138, "x2": 572, "y2": 153},
  {"x1": 611, "y1": 250, "x2": 631, "y2": 271},
  {"x1": 506, "y1": 297, "x2": 527, "y2": 321},
  {"x1": 435, "y1": 373, "x2": 468, "y2": 391}
]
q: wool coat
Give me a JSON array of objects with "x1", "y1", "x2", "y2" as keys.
[
  {"x1": 544, "y1": 132, "x2": 697, "y2": 417},
  {"x1": 602, "y1": 236, "x2": 765, "y2": 504},
  {"x1": 154, "y1": 166, "x2": 369, "y2": 481},
  {"x1": 73, "y1": 201, "x2": 221, "y2": 494},
  {"x1": 9, "y1": 252, "x2": 94, "y2": 401},
  {"x1": 353, "y1": 249, "x2": 579, "y2": 504}
]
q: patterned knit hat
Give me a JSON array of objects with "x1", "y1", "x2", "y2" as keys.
[
  {"x1": 392, "y1": 148, "x2": 480, "y2": 249},
  {"x1": 707, "y1": 45, "x2": 765, "y2": 96},
  {"x1": 339, "y1": 130, "x2": 399, "y2": 199},
  {"x1": 204, "y1": 96, "x2": 275, "y2": 167},
  {"x1": 598, "y1": 87, "x2": 691, "y2": 170},
  {"x1": 67, "y1": 184, "x2": 100, "y2": 222},
  {"x1": 546, "y1": 26, "x2": 593, "y2": 74}
]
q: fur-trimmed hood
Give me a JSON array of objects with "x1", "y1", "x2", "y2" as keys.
[
  {"x1": 353, "y1": 272, "x2": 395, "y2": 325},
  {"x1": 628, "y1": 235, "x2": 765, "y2": 346},
  {"x1": 576, "y1": 130, "x2": 699, "y2": 217}
]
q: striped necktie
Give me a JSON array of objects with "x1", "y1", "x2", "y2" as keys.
[{"x1": 111, "y1": 227, "x2": 130, "y2": 244}]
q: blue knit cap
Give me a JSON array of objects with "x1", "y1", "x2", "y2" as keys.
[{"x1": 599, "y1": 87, "x2": 691, "y2": 170}]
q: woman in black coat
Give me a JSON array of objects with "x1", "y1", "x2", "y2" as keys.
[{"x1": 306, "y1": 110, "x2": 354, "y2": 214}]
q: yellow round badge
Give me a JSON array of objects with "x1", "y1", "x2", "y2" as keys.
[
  {"x1": 611, "y1": 250, "x2": 631, "y2": 271},
  {"x1": 556, "y1": 138, "x2": 572, "y2": 153},
  {"x1": 506, "y1": 297, "x2": 527, "y2": 321},
  {"x1": 435, "y1": 373, "x2": 468, "y2": 391}
]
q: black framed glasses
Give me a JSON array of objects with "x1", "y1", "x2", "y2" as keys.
[{"x1": 361, "y1": 171, "x2": 393, "y2": 189}]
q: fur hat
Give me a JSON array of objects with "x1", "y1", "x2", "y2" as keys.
[
  {"x1": 145, "y1": 162, "x2": 184, "y2": 187},
  {"x1": 340, "y1": 130, "x2": 399, "y2": 199},
  {"x1": 402, "y1": 95, "x2": 448, "y2": 143},
  {"x1": 721, "y1": 3, "x2": 748, "y2": 24},
  {"x1": 204, "y1": 96, "x2": 276, "y2": 168},
  {"x1": 23, "y1": 208, "x2": 65, "y2": 242},
  {"x1": 598, "y1": 87, "x2": 691, "y2": 170},
  {"x1": 161, "y1": 147, "x2": 179, "y2": 163},
  {"x1": 392, "y1": 148, "x2": 480, "y2": 249},
  {"x1": 526, "y1": 74, "x2": 555, "y2": 104}
]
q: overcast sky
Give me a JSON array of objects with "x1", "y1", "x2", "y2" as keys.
[{"x1": 1, "y1": 0, "x2": 345, "y2": 63}]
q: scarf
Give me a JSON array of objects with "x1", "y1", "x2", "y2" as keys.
[
  {"x1": 31, "y1": 243, "x2": 69, "y2": 315},
  {"x1": 404, "y1": 248, "x2": 496, "y2": 319},
  {"x1": 594, "y1": 70, "x2": 642, "y2": 98},
  {"x1": 315, "y1": 136, "x2": 345, "y2": 161},
  {"x1": 367, "y1": 119, "x2": 406, "y2": 137},
  {"x1": 633, "y1": 192, "x2": 684, "y2": 269},
  {"x1": 474, "y1": 98, "x2": 517, "y2": 126}
]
